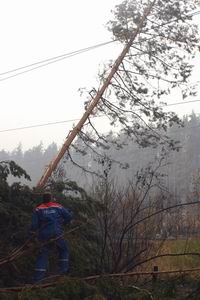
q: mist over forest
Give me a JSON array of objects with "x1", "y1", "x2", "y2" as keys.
[{"x1": 1, "y1": 111, "x2": 200, "y2": 202}]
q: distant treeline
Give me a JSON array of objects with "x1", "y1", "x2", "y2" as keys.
[{"x1": 0, "y1": 112, "x2": 200, "y2": 200}]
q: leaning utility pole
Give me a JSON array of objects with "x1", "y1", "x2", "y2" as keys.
[{"x1": 36, "y1": 0, "x2": 156, "y2": 189}]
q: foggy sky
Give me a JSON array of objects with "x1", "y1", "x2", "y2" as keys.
[{"x1": 0, "y1": 0, "x2": 199, "y2": 152}]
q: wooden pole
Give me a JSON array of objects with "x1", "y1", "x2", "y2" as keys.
[{"x1": 36, "y1": 1, "x2": 156, "y2": 189}]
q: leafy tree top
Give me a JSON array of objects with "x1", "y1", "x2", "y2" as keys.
[{"x1": 67, "y1": 1, "x2": 199, "y2": 178}]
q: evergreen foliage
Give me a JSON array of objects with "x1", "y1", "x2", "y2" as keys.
[{"x1": 0, "y1": 162, "x2": 156, "y2": 299}]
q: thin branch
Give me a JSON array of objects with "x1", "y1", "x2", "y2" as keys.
[
  {"x1": 131, "y1": 44, "x2": 180, "y2": 71},
  {"x1": 67, "y1": 150, "x2": 102, "y2": 178},
  {"x1": 131, "y1": 252, "x2": 200, "y2": 271},
  {"x1": 103, "y1": 96, "x2": 167, "y2": 144}
]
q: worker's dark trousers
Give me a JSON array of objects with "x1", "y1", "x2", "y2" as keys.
[{"x1": 33, "y1": 238, "x2": 69, "y2": 283}]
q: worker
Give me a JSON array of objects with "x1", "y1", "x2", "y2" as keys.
[{"x1": 30, "y1": 192, "x2": 73, "y2": 283}]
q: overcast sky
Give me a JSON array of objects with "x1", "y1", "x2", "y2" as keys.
[{"x1": 0, "y1": 0, "x2": 199, "y2": 152}]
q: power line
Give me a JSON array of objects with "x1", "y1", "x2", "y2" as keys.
[
  {"x1": 191, "y1": 10, "x2": 200, "y2": 16},
  {"x1": 1, "y1": 9, "x2": 199, "y2": 83},
  {"x1": 0, "y1": 41, "x2": 114, "y2": 77},
  {"x1": 0, "y1": 99, "x2": 200, "y2": 133},
  {"x1": 0, "y1": 40, "x2": 116, "y2": 82},
  {"x1": 141, "y1": 9, "x2": 200, "y2": 48},
  {"x1": 0, "y1": 115, "x2": 105, "y2": 133},
  {"x1": 149, "y1": 9, "x2": 200, "y2": 30},
  {"x1": 165, "y1": 99, "x2": 200, "y2": 107}
]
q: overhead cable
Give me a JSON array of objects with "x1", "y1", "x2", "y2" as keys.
[
  {"x1": 141, "y1": 9, "x2": 200, "y2": 41},
  {"x1": 1, "y1": 9, "x2": 200, "y2": 83},
  {"x1": 0, "y1": 99, "x2": 200, "y2": 133},
  {"x1": 0, "y1": 40, "x2": 116, "y2": 82}
]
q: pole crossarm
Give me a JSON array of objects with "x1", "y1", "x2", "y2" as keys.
[{"x1": 36, "y1": 0, "x2": 156, "y2": 189}]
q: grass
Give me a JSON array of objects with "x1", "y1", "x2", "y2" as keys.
[
  {"x1": 170, "y1": 238, "x2": 200, "y2": 269},
  {"x1": 159, "y1": 238, "x2": 200, "y2": 270}
]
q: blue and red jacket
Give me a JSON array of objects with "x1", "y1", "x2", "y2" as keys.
[{"x1": 30, "y1": 202, "x2": 73, "y2": 240}]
